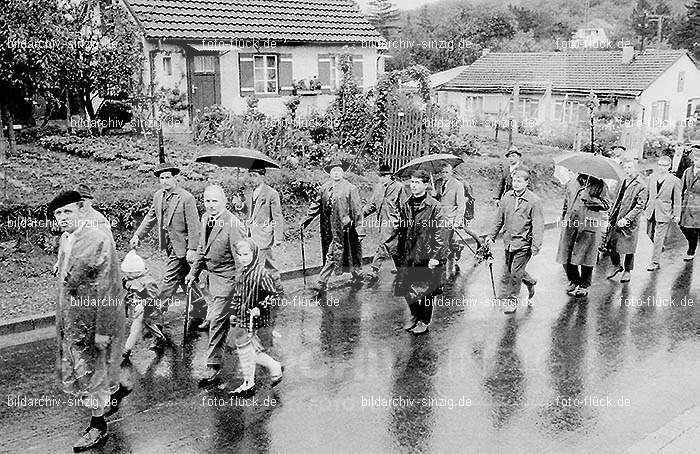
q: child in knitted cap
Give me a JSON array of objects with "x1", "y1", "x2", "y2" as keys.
[{"x1": 121, "y1": 250, "x2": 168, "y2": 364}]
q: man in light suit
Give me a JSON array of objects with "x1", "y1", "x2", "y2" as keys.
[
  {"x1": 437, "y1": 163, "x2": 466, "y2": 278},
  {"x1": 186, "y1": 185, "x2": 245, "y2": 386},
  {"x1": 645, "y1": 156, "x2": 682, "y2": 271},
  {"x1": 242, "y1": 169, "x2": 284, "y2": 290},
  {"x1": 130, "y1": 163, "x2": 201, "y2": 310}
]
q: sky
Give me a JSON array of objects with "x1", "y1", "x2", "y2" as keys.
[{"x1": 356, "y1": 0, "x2": 441, "y2": 11}]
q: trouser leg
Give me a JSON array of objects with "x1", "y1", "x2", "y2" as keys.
[
  {"x1": 159, "y1": 253, "x2": 190, "y2": 307},
  {"x1": 505, "y1": 248, "x2": 533, "y2": 300},
  {"x1": 564, "y1": 263, "x2": 581, "y2": 285},
  {"x1": 650, "y1": 221, "x2": 670, "y2": 263},
  {"x1": 206, "y1": 294, "x2": 231, "y2": 368},
  {"x1": 624, "y1": 254, "x2": 634, "y2": 271},
  {"x1": 317, "y1": 244, "x2": 338, "y2": 284},
  {"x1": 680, "y1": 226, "x2": 699, "y2": 255},
  {"x1": 579, "y1": 266, "x2": 593, "y2": 288},
  {"x1": 610, "y1": 251, "x2": 621, "y2": 268}
]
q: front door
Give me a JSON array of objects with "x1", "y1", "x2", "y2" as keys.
[{"x1": 188, "y1": 54, "x2": 221, "y2": 119}]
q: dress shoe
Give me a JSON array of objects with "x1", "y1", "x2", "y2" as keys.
[
  {"x1": 104, "y1": 384, "x2": 132, "y2": 417},
  {"x1": 607, "y1": 266, "x2": 624, "y2": 279},
  {"x1": 647, "y1": 262, "x2": 660, "y2": 271},
  {"x1": 271, "y1": 365, "x2": 285, "y2": 388},
  {"x1": 311, "y1": 282, "x2": 327, "y2": 294},
  {"x1": 350, "y1": 273, "x2": 364, "y2": 288},
  {"x1": 402, "y1": 316, "x2": 418, "y2": 331},
  {"x1": 566, "y1": 283, "x2": 578, "y2": 295},
  {"x1": 620, "y1": 271, "x2": 631, "y2": 282},
  {"x1": 410, "y1": 321, "x2": 429, "y2": 335},
  {"x1": 229, "y1": 381, "x2": 256, "y2": 398},
  {"x1": 453, "y1": 264, "x2": 461, "y2": 276},
  {"x1": 198, "y1": 367, "x2": 221, "y2": 387},
  {"x1": 574, "y1": 286, "x2": 588, "y2": 297},
  {"x1": 525, "y1": 282, "x2": 536, "y2": 302},
  {"x1": 683, "y1": 254, "x2": 695, "y2": 262},
  {"x1": 364, "y1": 271, "x2": 379, "y2": 285},
  {"x1": 503, "y1": 299, "x2": 517, "y2": 314},
  {"x1": 73, "y1": 426, "x2": 108, "y2": 452},
  {"x1": 148, "y1": 337, "x2": 166, "y2": 352},
  {"x1": 120, "y1": 350, "x2": 132, "y2": 367}
]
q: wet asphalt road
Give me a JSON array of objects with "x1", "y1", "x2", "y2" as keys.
[{"x1": 0, "y1": 227, "x2": 698, "y2": 454}]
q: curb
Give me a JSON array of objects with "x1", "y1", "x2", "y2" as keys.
[{"x1": 0, "y1": 220, "x2": 560, "y2": 337}]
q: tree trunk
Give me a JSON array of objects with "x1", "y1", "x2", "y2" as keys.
[
  {"x1": 65, "y1": 88, "x2": 72, "y2": 133},
  {"x1": 83, "y1": 92, "x2": 98, "y2": 136},
  {"x1": 0, "y1": 103, "x2": 6, "y2": 202},
  {"x1": 6, "y1": 108, "x2": 16, "y2": 155}
]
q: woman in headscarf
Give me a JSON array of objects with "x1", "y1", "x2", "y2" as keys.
[
  {"x1": 226, "y1": 239, "x2": 283, "y2": 397},
  {"x1": 556, "y1": 173, "x2": 610, "y2": 297}
]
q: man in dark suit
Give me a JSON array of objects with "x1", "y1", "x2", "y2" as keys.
[
  {"x1": 241, "y1": 169, "x2": 284, "y2": 290},
  {"x1": 186, "y1": 185, "x2": 245, "y2": 385},
  {"x1": 645, "y1": 156, "x2": 682, "y2": 271},
  {"x1": 302, "y1": 160, "x2": 365, "y2": 294},
  {"x1": 605, "y1": 159, "x2": 648, "y2": 282},
  {"x1": 131, "y1": 163, "x2": 201, "y2": 310},
  {"x1": 672, "y1": 142, "x2": 693, "y2": 180}
]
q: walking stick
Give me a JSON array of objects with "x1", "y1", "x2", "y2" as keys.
[
  {"x1": 488, "y1": 262, "x2": 497, "y2": 299},
  {"x1": 300, "y1": 227, "x2": 307, "y2": 286},
  {"x1": 183, "y1": 285, "x2": 192, "y2": 343}
]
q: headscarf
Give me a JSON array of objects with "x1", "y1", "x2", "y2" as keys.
[{"x1": 234, "y1": 239, "x2": 276, "y2": 316}]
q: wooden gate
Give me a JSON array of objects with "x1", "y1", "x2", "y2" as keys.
[{"x1": 383, "y1": 105, "x2": 428, "y2": 172}]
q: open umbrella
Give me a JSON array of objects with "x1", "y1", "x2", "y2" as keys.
[
  {"x1": 393, "y1": 154, "x2": 464, "y2": 179},
  {"x1": 195, "y1": 146, "x2": 281, "y2": 171},
  {"x1": 554, "y1": 152, "x2": 625, "y2": 181}
]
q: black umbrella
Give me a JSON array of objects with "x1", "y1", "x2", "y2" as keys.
[
  {"x1": 195, "y1": 146, "x2": 281, "y2": 171},
  {"x1": 393, "y1": 153, "x2": 464, "y2": 179}
]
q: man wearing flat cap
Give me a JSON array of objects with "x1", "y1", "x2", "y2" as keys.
[
  {"x1": 49, "y1": 190, "x2": 124, "y2": 451},
  {"x1": 130, "y1": 163, "x2": 201, "y2": 310},
  {"x1": 496, "y1": 146, "x2": 526, "y2": 202},
  {"x1": 363, "y1": 163, "x2": 406, "y2": 284},
  {"x1": 302, "y1": 160, "x2": 365, "y2": 293}
]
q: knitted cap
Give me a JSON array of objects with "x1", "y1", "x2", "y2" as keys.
[{"x1": 121, "y1": 250, "x2": 146, "y2": 274}]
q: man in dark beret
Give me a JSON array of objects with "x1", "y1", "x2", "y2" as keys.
[{"x1": 49, "y1": 190, "x2": 124, "y2": 451}]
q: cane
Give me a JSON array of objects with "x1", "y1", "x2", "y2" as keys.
[
  {"x1": 183, "y1": 285, "x2": 192, "y2": 343},
  {"x1": 300, "y1": 227, "x2": 307, "y2": 286}
]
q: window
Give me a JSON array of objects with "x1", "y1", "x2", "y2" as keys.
[
  {"x1": 253, "y1": 54, "x2": 278, "y2": 94},
  {"x1": 465, "y1": 95, "x2": 483, "y2": 115},
  {"x1": 518, "y1": 98, "x2": 539, "y2": 119},
  {"x1": 651, "y1": 100, "x2": 669, "y2": 127},
  {"x1": 677, "y1": 72, "x2": 685, "y2": 92},
  {"x1": 193, "y1": 55, "x2": 216, "y2": 73},
  {"x1": 162, "y1": 56, "x2": 172, "y2": 76}
]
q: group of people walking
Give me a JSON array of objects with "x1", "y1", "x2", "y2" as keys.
[{"x1": 47, "y1": 141, "x2": 699, "y2": 451}]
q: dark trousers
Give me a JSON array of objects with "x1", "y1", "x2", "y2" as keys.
[
  {"x1": 206, "y1": 293, "x2": 231, "y2": 367},
  {"x1": 680, "y1": 226, "x2": 699, "y2": 255},
  {"x1": 408, "y1": 294, "x2": 434, "y2": 325},
  {"x1": 503, "y1": 248, "x2": 536, "y2": 300},
  {"x1": 564, "y1": 264, "x2": 593, "y2": 288},
  {"x1": 610, "y1": 252, "x2": 635, "y2": 271}
]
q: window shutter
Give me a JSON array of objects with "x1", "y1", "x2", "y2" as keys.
[
  {"x1": 352, "y1": 55, "x2": 364, "y2": 89},
  {"x1": 318, "y1": 54, "x2": 331, "y2": 93},
  {"x1": 279, "y1": 53, "x2": 293, "y2": 95},
  {"x1": 239, "y1": 53, "x2": 254, "y2": 96}
]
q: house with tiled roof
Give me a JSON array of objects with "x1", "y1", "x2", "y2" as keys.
[
  {"x1": 120, "y1": 0, "x2": 385, "y2": 123},
  {"x1": 437, "y1": 48, "x2": 700, "y2": 133}
]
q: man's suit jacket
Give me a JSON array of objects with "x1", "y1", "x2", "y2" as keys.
[
  {"x1": 190, "y1": 209, "x2": 245, "y2": 298},
  {"x1": 438, "y1": 177, "x2": 466, "y2": 227},
  {"x1": 645, "y1": 173, "x2": 682, "y2": 222},
  {"x1": 243, "y1": 183, "x2": 283, "y2": 249},
  {"x1": 135, "y1": 186, "x2": 200, "y2": 258}
]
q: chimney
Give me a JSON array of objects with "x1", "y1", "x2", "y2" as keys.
[
  {"x1": 621, "y1": 46, "x2": 635, "y2": 64},
  {"x1": 482, "y1": 48, "x2": 490, "y2": 57}
]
